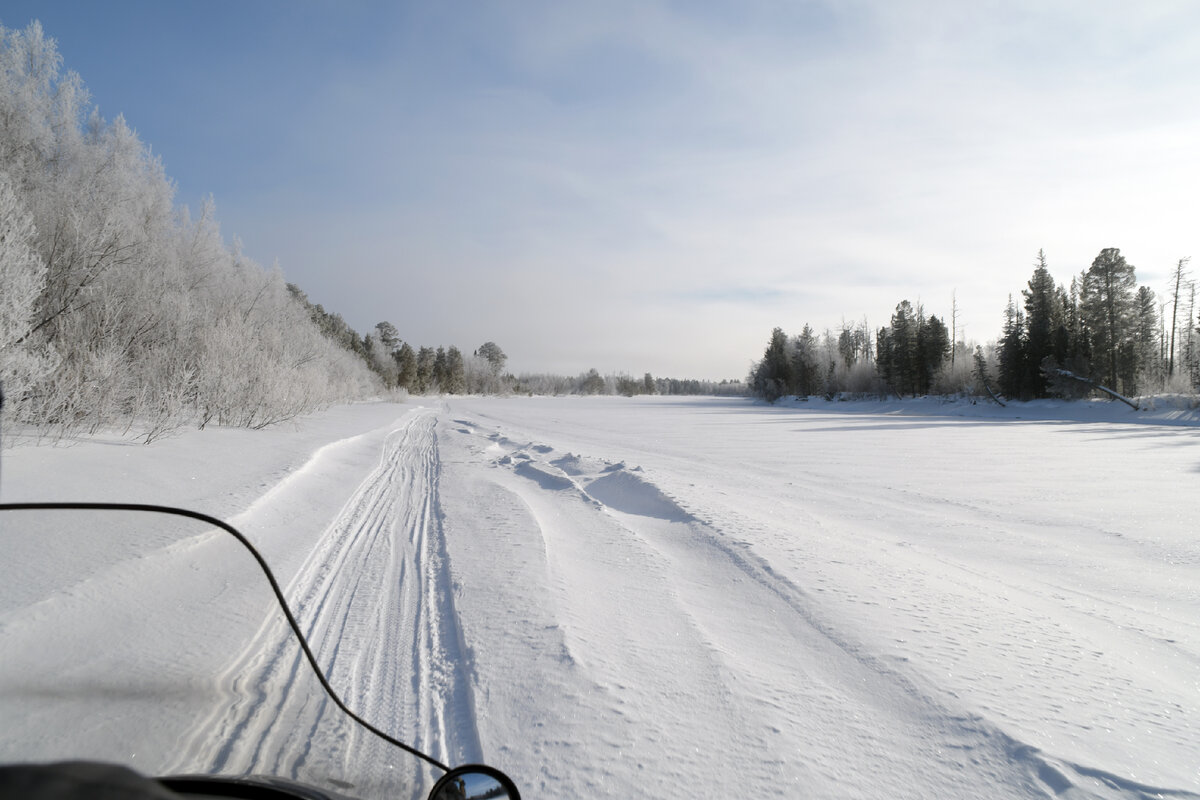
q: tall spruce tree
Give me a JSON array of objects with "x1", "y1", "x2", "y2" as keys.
[
  {"x1": 752, "y1": 327, "x2": 794, "y2": 402},
  {"x1": 916, "y1": 314, "x2": 950, "y2": 394},
  {"x1": 1066, "y1": 276, "x2": 1087, "y2": 362},
  {"x1": 432, "y1": 346, "x2": 448, "y2": 391},
  {"x1": 415, "y1": 346, "x2": 435, "y2": 393},
  {"x1": 793, "y1": 325, "x2": 821, "y2": 396},
  {"x1": 394, "y1": 342, "x2": 417, "y2": 391},
  {"x1": 444, "y1": 346, "x2": 466, "y2": 394},
  {"x1": 1022, "y1": 250, "x2": 1064, "y2": 397},
  {"x1": 1080, "y1": 248, "x2": 1137, "y2": 392},
  {"x1": 997, "y1": 295, "x2": 1025, "y2": 398},
  {"x1": 876, "y1": 301, "x2": 919, "y2": 395},
  {"x1": 1132, "y1": 285, "x2": 1159, "y2": 392}
]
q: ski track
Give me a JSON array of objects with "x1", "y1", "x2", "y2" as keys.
[{"x1": 179, "y1": 410, "x2": 479, "y2": 797}]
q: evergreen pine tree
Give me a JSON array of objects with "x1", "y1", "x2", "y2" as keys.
[
  {"x1": 580, "y1": 368, "x2": 606, "y2": 394},
  {"x1": 997, "y1": 295, "x2": 1025, "y2": 398},
  {"x1": 432, "y1": 346, "x2": 448, "y2": 392},
  {"x1": 837, "y1": 324, "x2": 856, "y2": 368},
  {"x1": 875, "y1": 327, "x2": 894, "y2": 394},
  {"x1": 394, "y1": 342, "x2": 417, "y2": 391},
  {"x1": 876, "y1": 301, "x2": 919, "y2": 395},
  {"x1": 1080, "y1": 248, "x2": 1138, "y2": 392},
  {"x1": 1132, "y1": 286, "x2": 1159, "y2": 392},
  {"x1": 415, "y1": 346, "x2": 435, "y2": 393},
  {"x1": 374, "y1": 321, "x2": 400, "y2": 352},
  {"x1": 751, "y1": 327, "x2": 794, "y2": 402},
  {"x1": 916, "y1": 315, "x2": 949, "y2": 394},
  {"x1": 1021, "y1": 250, "x2": 1063, "y2": 397},
  {"x1": 445, "y1": 346, "x2": 466, "y2": 394},
  {"x1": 793, "y1": 325, "x2": 820, "y2": 396}
]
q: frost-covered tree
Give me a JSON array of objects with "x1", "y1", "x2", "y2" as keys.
[
  {"x1": 288, "y1": 283, "x2": 370, "y2": 358},
  {"x1": 580, "y1": 368, "x2": 606, "y2": 395},
  {"x1": 0, "y1": 22, "x2": 87, "y2": 197},
  {"x1": 0, "y1": 173, "x2": 57, "y2": 420},
  {"x1": 0, "y1": 20, "x2": 382, "y2": 442},
  {"x1": 0, "y1": 178, "x2": 44, "y2": 348},
  {"x1": 475, "y1": 341, "x2": 507, "y2": 373},
  {"x1": 837, "y1": 322, "x2": 870, "y2": 368},
  {"x1": 374, "y1": 321, "x2": 400, "y2": 352},
  {"x1": 1167, "y1": 258, "x2": 1191, "y2": 378},
  {"x1": 366, "y1": 334, "x2": 400, "y2": 388}
]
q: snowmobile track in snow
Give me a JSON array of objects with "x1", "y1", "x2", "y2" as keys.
[{"x1": 186, "y1": 410, "x2": 479, "y2": 788}]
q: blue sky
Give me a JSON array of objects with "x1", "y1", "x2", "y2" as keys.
[{"x1": 5, "y1": 2, "x2": 1199, "y2": 379}]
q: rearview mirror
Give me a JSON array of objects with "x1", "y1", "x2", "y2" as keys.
[{"x1": 429, "y1": 764, "x2": 521, "y2": 800}]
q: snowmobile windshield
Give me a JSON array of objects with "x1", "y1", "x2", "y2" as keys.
[{"x1": 0, "y1": 505, "x2": 447, "y2": 800}]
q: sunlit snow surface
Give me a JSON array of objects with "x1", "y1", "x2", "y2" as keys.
[{"x1": 2, "y1": 397, "x2": 1198, "y2": 799}]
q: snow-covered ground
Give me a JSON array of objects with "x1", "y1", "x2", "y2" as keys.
[{"x1": 2, "y1": 396, "x2": 1199, "y2": 799}]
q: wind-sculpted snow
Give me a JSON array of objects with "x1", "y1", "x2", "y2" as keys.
[
  {"x1": 436, "y1": 397, "x2": 1200, "y2": 799},
  {"x1": 582, "y1": 469, "x2": 696, "y2": 522},
  {"x1": 512, "y1": 458, "x2": 576, "y2": 491}
]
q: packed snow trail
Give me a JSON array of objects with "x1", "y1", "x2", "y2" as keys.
[{"x1": 177, "y1": 409, "x2": 478, "y2": 796}]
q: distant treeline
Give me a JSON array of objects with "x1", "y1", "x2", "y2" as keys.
[
  {"x1": 511, "y1": 371, "x2": 746, "y2": 397},
  {"x1": 340, "y1": 319, "x2": 747, "y2": 398},
  {"x1": 749, "y1": 249, "x2": 1198, "y2": 403}
]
